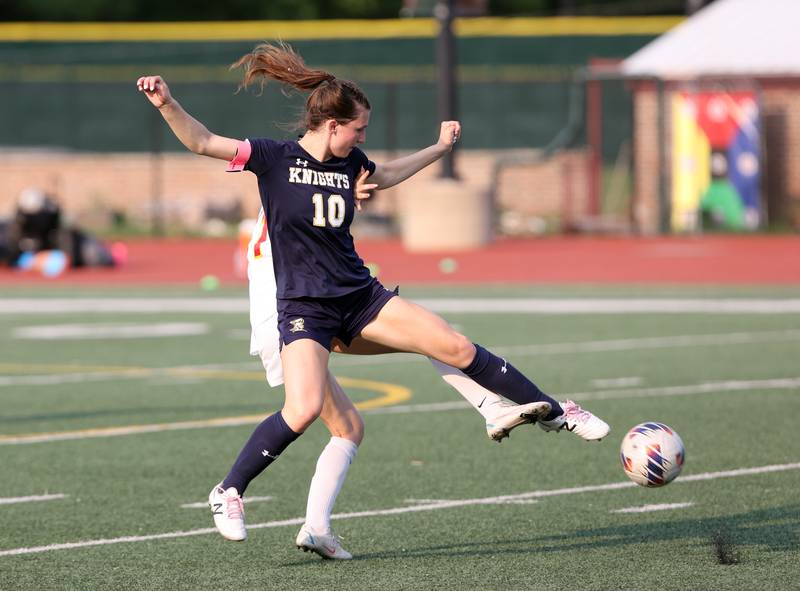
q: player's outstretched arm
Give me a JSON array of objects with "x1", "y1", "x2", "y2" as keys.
[
  {"x1": 369, "y1": 121, "x2": 460, "y2": 190},
  {"x1": 136, "y1": 75, "x2": 240, "y2": 161}
]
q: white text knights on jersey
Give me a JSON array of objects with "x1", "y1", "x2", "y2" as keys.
[{"x1": 288, "y1": 167, "x2": 351, "y2": 189}]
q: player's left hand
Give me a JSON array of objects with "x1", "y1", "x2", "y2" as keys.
[
  {"x1": 354, "y1": 167, "x2": 378, "y2": 211},
  {"x1": 437, "y1": 121, "x2": 461, "y2": 151}
]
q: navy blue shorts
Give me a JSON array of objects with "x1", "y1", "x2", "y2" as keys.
[{"x1": 277, "y1": 278, "x2": 397, "y2": 351}]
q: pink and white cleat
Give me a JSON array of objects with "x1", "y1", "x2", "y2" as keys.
[
  {"x1": 538, "y1": 400, "x2": 610, "y2": 441},
  {"x1": 208, "y1": 483, "x2": 247, "y2": 541}
]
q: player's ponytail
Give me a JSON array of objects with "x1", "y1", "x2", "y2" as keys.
[
  {"x1": 232, "y1": 42, "x2": 334, "y2": 92},
  {"x1": 232, "y1": 42, "x2": 370, "y2": 131}
]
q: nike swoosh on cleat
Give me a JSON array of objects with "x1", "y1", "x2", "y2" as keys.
[{"x1": 477, "y1": 397, "x2": 486, "y2": 408}]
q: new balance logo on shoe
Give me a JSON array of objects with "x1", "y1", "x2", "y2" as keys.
[
  {"x1": 537, "y1": 400, "x2": 610, "y2": 441},
  {"x1": 208, "y1": 485, "x2": 247, "y2": 541}
]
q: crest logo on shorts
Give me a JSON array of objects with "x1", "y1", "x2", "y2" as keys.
[{"x1": 289, "y1": 318, "x2": 306, "y2": 333}]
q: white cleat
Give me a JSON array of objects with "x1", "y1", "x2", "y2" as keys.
[
  {"x1": 538, "y1": 400, "x2": 610, "y2": 441},
  {"x1": 485, "y1": 400, "x2": 552, "y2": 442},
  {"x1": 295, "y1": 525, "x2": 352, "y2": 560},
  {"x1": 208, "y1": 483, "x2": 247, "y2": 541}
]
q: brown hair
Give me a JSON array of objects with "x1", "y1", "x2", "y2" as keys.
[{"x1": 232, "y1": 42, "x2": 371, "y2": 131}]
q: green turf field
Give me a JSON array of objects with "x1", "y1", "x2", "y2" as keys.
[{"x1": 1, "y1": 285, "x2": 799, "y2": 590}]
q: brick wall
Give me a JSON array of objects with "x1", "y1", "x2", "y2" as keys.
[
  {"x1": 0, "y1": 148, "x2": 588, "y2": 237},
  {"x1": 0, "y1": 151, "x2": 257, "y2": 231},
  {"x1": 762, "y1": 84, "x2": 800, "y2": 222},
  {"x1": 631, "y1": 87, "x2": 663, "y2": 234},
  {"x1": 495, "y1": 149, "x2": 590, "y2": 229}
]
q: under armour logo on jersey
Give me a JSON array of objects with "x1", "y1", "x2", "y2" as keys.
[
  {"x1": 500, "y1": 358, "x2": 508, "y2": 374},
  {"x1": 296, "y1": 158, "x2": 308, "y2": 167},
  {"x1": 289, "y1": 318, "x2": 306, "y2": 333}
]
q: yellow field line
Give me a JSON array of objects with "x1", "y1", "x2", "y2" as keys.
[
  {"x1": 457, "y1": 16, "x2": 683, "y2": 36},
  {"x1": 0, "y1": 17, "x2": 682, "y2": 42},
  {"x1": 0, "y1": 364, "x2": 412, "y2": 444},
  {"x1": 339, "y1": 377, "x2": 411, "y2": 410},
  {"x1": 0, "y1": 416, "x2": 271, "y2": 445}
]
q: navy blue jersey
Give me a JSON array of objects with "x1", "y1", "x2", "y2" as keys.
[{"x1": 245, "y1": 138, "x2": 376, "y2": 299}]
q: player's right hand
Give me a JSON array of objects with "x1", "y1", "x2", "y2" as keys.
[{"x1": 137, "y1": 75, "x2": 173, "y2": 109}]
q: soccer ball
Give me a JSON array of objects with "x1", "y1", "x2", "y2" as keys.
[{"x1": 620, "y1": 422, "x2": 685, "y2": 487}]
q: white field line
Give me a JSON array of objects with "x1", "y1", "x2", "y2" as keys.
[
  {"x1": 0, "y1": 494, "x2": 67, "y2": 506},
  {"x1": 415, "y1": 298, "x2": 800, "y2": 314},
  {"x1": 180, "y1": 495, "x2": 272, "y2": 509},
  {"x1": 405, "y1": 498, "x2": 539, "y2": 506},
  {"x1": 0, "y1": 298, "x2": 250, "y2": 314},
  {"x1": 591, "y1": 377, "x2": 643, "y2": 389},
  {"x1": 367, "y1": 375, "x2": 800, "y2": 416},
  {"x1": 362, "y1": 401, "x2": 470, "y2": 416},
  {"x1": 1, "y1": 462, "x2": 797, "y2": 558},
  {"x1": 0, "y1": 371, "x2": 149, "y2": 387},
  {"x1": 2, "y1": 375, "x2": 798, "y2": 445},
  {"x1": 330, "y1": 329, "x2": 800, "y2": 368},
  {"x1": 13, "y1": 323, "x2": 208, "y2": 340},
  {"x1": 566, "y1": 376, "x2": 800, "y2": 402},
  {"x1": 2, "y1": 329, "x2": 799, "y2": 387},
  {"x1": 611, "y1": 502, "x2": 695, "y2": 514},
  {"x1": 490, "y1": 329, "x2": 800, "y2": 356},
  {"x1": 226, "y1": 328, "x2": 251, "y2": 340},
  {"x1": 4, "y1": 297, "x2": 800, "y2": 315}
]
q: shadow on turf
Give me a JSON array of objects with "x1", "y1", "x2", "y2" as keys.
[{"x1": 279, "y1": 504, "x2": 799, "y2": 565}]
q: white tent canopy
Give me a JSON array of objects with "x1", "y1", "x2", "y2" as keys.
[{"x1": 622, "y1": 0, "x2": 800, "y2": 78}]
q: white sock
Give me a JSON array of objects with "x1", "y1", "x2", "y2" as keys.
[
  {"x1": 304, "y1": 436, "x2": 358, "y2": 534},
  {"x1": 429, "y1": 358, "x2": 505, "y2": 420}
]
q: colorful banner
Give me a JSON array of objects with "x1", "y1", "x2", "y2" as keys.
[{"x1": 671, "y1": 91, "x2": 761, "y2": 232}]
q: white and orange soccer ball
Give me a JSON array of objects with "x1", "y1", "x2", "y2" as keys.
[{"x1": 620, "y1": 422, "x2": 685, "y2": 487}]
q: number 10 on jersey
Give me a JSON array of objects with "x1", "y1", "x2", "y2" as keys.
[{"x1": 312, "y1": 193, "x2": 346, "y2": 228}]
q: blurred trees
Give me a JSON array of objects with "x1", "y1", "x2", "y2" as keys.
[
  {"x1": 0, "y1": 0, "x2": 399, "y2": 21},
  {"x1": 490, "y1": 0, "x2": 709, "y2": 15},
  {"x1": 0, "y1": 0, "x2": 698, "y2": 20}
]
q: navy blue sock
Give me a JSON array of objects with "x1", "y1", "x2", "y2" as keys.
[
  {"x1": 221, "y1": 411, "x2": 300, "y2": 495},
  {"x1": 462, "y1": 344, "x2": 562, "y2": 420}
]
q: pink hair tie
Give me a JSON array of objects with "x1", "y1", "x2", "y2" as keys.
[{"x1": 226, "y1": 139, "x2": 252, "y2": 172}]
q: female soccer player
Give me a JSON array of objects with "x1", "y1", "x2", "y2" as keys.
[
  {"x1": 243, "y1": 206, "x2": 555, "y2": 560},
  {"x1": 137, "y1": 42, "x2": 608, "y2": 559}
]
